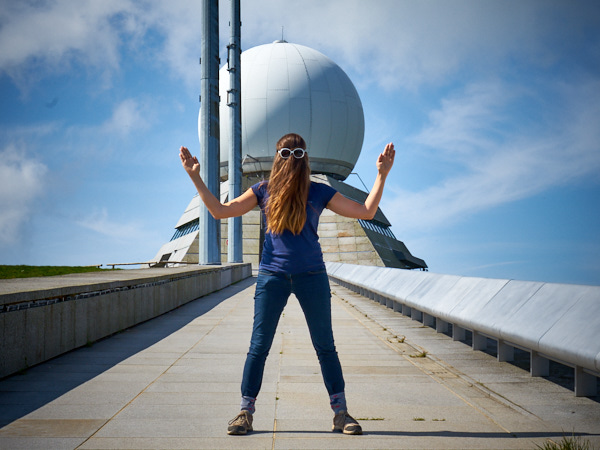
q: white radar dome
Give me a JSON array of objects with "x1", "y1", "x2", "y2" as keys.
[{"x1": 215, "y1": 40, "x2": 364, "y2": 180}]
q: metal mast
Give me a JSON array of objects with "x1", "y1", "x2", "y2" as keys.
[
  {"x1": 199, "y1": 0, "x2": 221, "y2": 264},
  {"x1": 227, "y1": 0, "x2": 242, "y2": 263}
]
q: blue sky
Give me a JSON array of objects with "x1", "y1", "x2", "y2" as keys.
[{"x1": 1, "y1": 0, "x2": 599, "y2": 286}]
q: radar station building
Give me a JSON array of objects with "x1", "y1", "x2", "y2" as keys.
[{"x1": 153, "y1": 41, "x2": 427, "y2": 271}]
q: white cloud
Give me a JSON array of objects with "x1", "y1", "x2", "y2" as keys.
[
  {"x1": 241, "y1": 0, "x2": 600, "y2": 91},
  {"x1": 0, "y1": 0, "x2": 203, "y2": 90},
  {"x1": 5, "y1": 1, "x2": 598, "y2": 95},
  {"x1": 0, "y1": 0, "x2": 135, "y2": 90},
  {"x1": 0, "y1": 144, "x2": 48, "y2": 244},
  {"x1": 383, "y1": 78, "x2": 600, "y2": 232},
  {"x1": 76, "y1": 207, "x2": 144, "y2": 241},
  {"x1": 102, "y1": 98, "x2": 150, "y2": 135},
  {"x1": 0, "y1": 122, "x2": 60, "y2": 141}
]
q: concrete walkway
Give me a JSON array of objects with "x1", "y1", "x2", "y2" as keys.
[{"x1": 0, "y1": 276, "x2": 599, "y2": 449}]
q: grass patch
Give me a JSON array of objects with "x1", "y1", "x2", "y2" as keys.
[
  {"x1": 0, "y1": 265, "x2": 111, "y2": 279},
  {"x1": 410, "y1": 351, "x2": 428, "y2": 358},
  {"x1": 536, "y1": 434, "x2": 595, "y2": 450}
]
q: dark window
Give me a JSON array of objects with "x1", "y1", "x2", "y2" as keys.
[{"x1": 170, "y1": 219, "x2": 200, "y2": 241}]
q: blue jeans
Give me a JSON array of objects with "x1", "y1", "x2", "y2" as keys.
[{"x1": 241, "y1": 269, "x2": 345, "y2": 398}]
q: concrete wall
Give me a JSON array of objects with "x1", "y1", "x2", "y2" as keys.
[
  {"x1": 319, "y1": 208, "x2": 384, "y2": 267},
  {"x1": 326, "y1": 262, "x2": 600, "y2": 397},
  {"x1": 0, "y1": 264, "x2": 252, "y2": 379}
]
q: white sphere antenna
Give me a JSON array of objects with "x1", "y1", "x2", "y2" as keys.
[{"x1": 214, "y1": 41, "x2": 365, "y2": 180}]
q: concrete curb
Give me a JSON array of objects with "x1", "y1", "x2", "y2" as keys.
[{"x1": 0, "y1": 264, "x2": 252, "y2": 379}]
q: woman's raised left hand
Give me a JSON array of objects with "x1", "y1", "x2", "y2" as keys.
[{"x1": 376, "y1": 143, "x2": 395, "y2": 177}]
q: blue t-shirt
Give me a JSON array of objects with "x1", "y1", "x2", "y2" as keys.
[{"x1": 251, "y1": 181, "x2": 337, "y2": 274}]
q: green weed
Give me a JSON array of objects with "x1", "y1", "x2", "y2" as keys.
[
  {"x1": 0, "y1": 265, "x2": 110, "y2": 279},
  {"x1": 536, "y1": 434, "x2": 594, "y2": 450}
]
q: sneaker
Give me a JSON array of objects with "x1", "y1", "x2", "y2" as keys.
[
  {"x1": 332, "y1": 411, "x2": 363, "y2": 435},
  {"x1": 227, "y1": 410, "x2": 253, "y2": 435}
]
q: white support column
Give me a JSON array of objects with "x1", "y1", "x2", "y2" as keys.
[
  {"x1": 423, "y1": 313, "x2": 435, "y2": 327},
  {"x1": 497, "y1": 340, "x2": 514, "y2": 362},
  {"x1": 472, "y1": 331, "x2": 487, "y2": 351},
  {"x1": 453, "y1": 324, "x2": 466, "y2": 341},
  {"x1": 530, "y1": 351, "x2": 549, "y2": 377},
  {"x1": 436, "y1": 318, "x2": 449, "y2": 333},
  {"x1": 575, "y1": 367, "x2": 597, "y2": 397},
  {"x1": 402, "y1": 305, "x2": 411, "y2": 317},
  {"x1": 411, "y1": 309, "x2": 423, "y2": 322}
]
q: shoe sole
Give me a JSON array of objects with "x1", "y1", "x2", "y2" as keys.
[
  {"x1": 227, "y1": 426, "x2": 253, "y2": 435},
  {"x1": 332, "y1": 427, "x2": 363, "y2": 435}
]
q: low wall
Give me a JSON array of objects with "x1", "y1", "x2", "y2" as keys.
[
  {"x1": 326, "y1": 262, "x2": 600, "y2": 397},
  {"x1": 0, "y1": 263, "x2": 252, "y2": 379}
]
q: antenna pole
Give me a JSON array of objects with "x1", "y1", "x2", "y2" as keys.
[
  {"x1": 227, "y1": 0, "x2": 243, "y2": 263},
  {"x1": 199, "y1": 0, "x2": 221, "y2": 265}
]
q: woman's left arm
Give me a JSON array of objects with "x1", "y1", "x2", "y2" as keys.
[{"x1": 326, "y1": 142, "x2": 395, "y2": 220}]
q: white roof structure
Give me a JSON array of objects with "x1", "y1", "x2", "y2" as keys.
[{"x1": 214, "y1": 40, "x2": 365, "y2": 180}]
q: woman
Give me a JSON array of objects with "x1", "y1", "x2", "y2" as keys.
[{"x1": 179, "y1": 133, "x2": 395, "y2": 435}]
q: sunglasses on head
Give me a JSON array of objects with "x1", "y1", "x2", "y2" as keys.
[{"x1": 278, "y1": 148, "x2": 306, "y2": 159}]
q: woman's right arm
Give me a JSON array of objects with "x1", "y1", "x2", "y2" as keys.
[{"x1": 179, "y1": 146, "x2": 257, "y2": 219}]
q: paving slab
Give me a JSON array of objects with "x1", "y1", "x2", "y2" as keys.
[{"x1": 0, "y1": 276, "x2": 599, "y2": 450}]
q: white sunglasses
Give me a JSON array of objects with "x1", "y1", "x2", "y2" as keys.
[{"x1": 278, "y1": 147, "x2": 307, "y2": 159}]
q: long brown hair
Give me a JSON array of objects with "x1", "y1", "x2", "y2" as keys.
[{"x1": 265, "y1": 133, "x2": 311, "y2": 235}]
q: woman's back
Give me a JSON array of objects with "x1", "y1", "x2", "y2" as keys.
[{"x1": 253, "y1": 180, "x2": 336, "y2": 274}]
